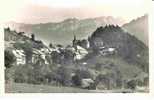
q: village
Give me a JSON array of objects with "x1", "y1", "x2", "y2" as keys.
[
  {"x1": 4, "y1": 27, "x2": 148, "y2": 92},
  {"x1": 4, "y1": 27, "x2": 118, "y2": 66}
]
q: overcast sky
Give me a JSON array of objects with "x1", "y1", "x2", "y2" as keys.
[{"x1": 0, "y1": 0, "x2": 151, "y2": 24}]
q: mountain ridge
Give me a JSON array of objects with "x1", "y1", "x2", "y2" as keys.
[
  {"x1": 4, "y1": 15, "x2": 148, "y2": 46},
  {"x1": 4, "y1": 16, "x2": 126, "y2": 45}
]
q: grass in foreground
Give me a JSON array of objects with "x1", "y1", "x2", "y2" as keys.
[
  {"x1": 5, "y1": 82, "x2": 91, "y2": 93},
  {"x1": 5, "y1": 82, "x2": 148, "y2": 93}
]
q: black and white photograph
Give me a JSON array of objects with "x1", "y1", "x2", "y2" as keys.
[{"x1": 1, "y1": 0, "x2": 152, "y2": 94}]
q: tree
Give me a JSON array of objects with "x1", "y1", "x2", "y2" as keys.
[
  {"x1": 51, "y1": 51, "x2": 61, "y2": 64},
  {"x1": 63, "y1": 49, "x2": 74, "y2": 65},
  {"x1": 5, "y1": 50, "x2": 16, "y2": 68},
  {"x1": 56, "y1": 66, "x2": 72, "y2": 86},
  {"x1": 14, "y1": 41, "x2": 33, "y2": 64},
  {"x1": 23, "y1": 42, "x2": 33, "y2": 64},
  {"x1": 49, "y1": 43, "x2": 53, "y2": 48},
  {"x1": 31, "y1": 34, "x2": 35, "y2": 41}
]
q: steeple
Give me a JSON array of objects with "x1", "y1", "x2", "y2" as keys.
[
  {"x1": 72, "y1": 35, "x2": 77, "y2": 48},
  {"x1": 73, "y1": 35, "x2": 76, "y2": 41}
]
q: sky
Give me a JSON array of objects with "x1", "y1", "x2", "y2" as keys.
[{"x1": 0, "y1": 0, "x2": 151, "y2": 24}]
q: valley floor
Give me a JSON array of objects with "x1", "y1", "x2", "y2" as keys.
[{"x1": 5, "y1": 83, "x2": 149, "y2": 93}]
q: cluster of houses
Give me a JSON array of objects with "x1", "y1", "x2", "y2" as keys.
[
  {"x1": 5, "y1": 27, "x2": 117, "y2": 67},
  {"x1": 5, "y1": 27, "x2": 50, "y2": 66},
  {"x1": 4, "y1": 28, "x2": 89, "y2": 66}
]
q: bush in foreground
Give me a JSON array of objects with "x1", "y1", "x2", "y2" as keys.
[{"x1": 5, "y1": 50, "x2": 16, "y2": 68}]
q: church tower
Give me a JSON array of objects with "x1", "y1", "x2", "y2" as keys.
[
  {"x1": 73, "y1": 35, "x2": 77, "y2": 47},
  {"x1": 72, "y1": 35, "x2": 78, "y2": 51}
]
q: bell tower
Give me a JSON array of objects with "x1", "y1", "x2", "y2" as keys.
[{"x1": 73, "y1": 35, "x2": 76, "y2": 47}]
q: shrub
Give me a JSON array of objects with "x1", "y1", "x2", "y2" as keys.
[
  {"x1": 14, "y1": 64, "x2": 42, "y2": 84},
  {"x1": 26, "y1": 64, "x2": 49, "y2": 84},
  {"x1": 14, "y1": 65, "x2": 29, "y2": 83},
  {"x1": 55, "y1": 66, "x2": 72, "y2": 86},
  {"x1": 76, "y1": 69, "x2": 92, "y2": 79},
  {"x1": 13, "y1": 63, "x2": 54, "y2": 85},
  {"x1": 5, "y1": 66, "x2": 16, "y2": 83},
  {"x1": 5, "y1": 50, "x2": 16, "y2": 68},
  {"x1": 72, "y1": 74, "x2": 82, "y2": 86},
  {"x1": 14, "y1": 71, "x2": 27, "y2": 83},
  {"x1": 127, "y1": 80, "x2": 136, "y2": 90}
]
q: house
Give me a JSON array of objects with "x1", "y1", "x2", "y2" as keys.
[
  {"x1": 12, "y1": 49, "x2": 26, "y2": 65},
  {"x1": 32, "y1": 49, "x2": 49, "y2": 66},
  {"x1": 74, "y1": 45, "x2": 88, "y2": 60},
  {"x1": 93, "y1": 37, "x2": 104, "y2": 48},
  {"x1": 99, "y1": 47, "x2": 116, "y2": 56}
]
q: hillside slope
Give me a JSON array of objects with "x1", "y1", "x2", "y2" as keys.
[
  {"x1": 88, "y1": 25, "x2": 148, "y2": 72},
  {"x1": 122, "y1": 15, "x2": 148, "y2": 46}
]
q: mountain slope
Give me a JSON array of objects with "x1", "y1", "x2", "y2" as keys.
[
  {"x1": 88, "y1": 25, "x2": 148, "y2": 72},
  {"x1": 122, "y1": 15, "x2": 148, "y2": 46},
  {"x1": 5, "y1": 17, "x2": 125, "y2": 45}
]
